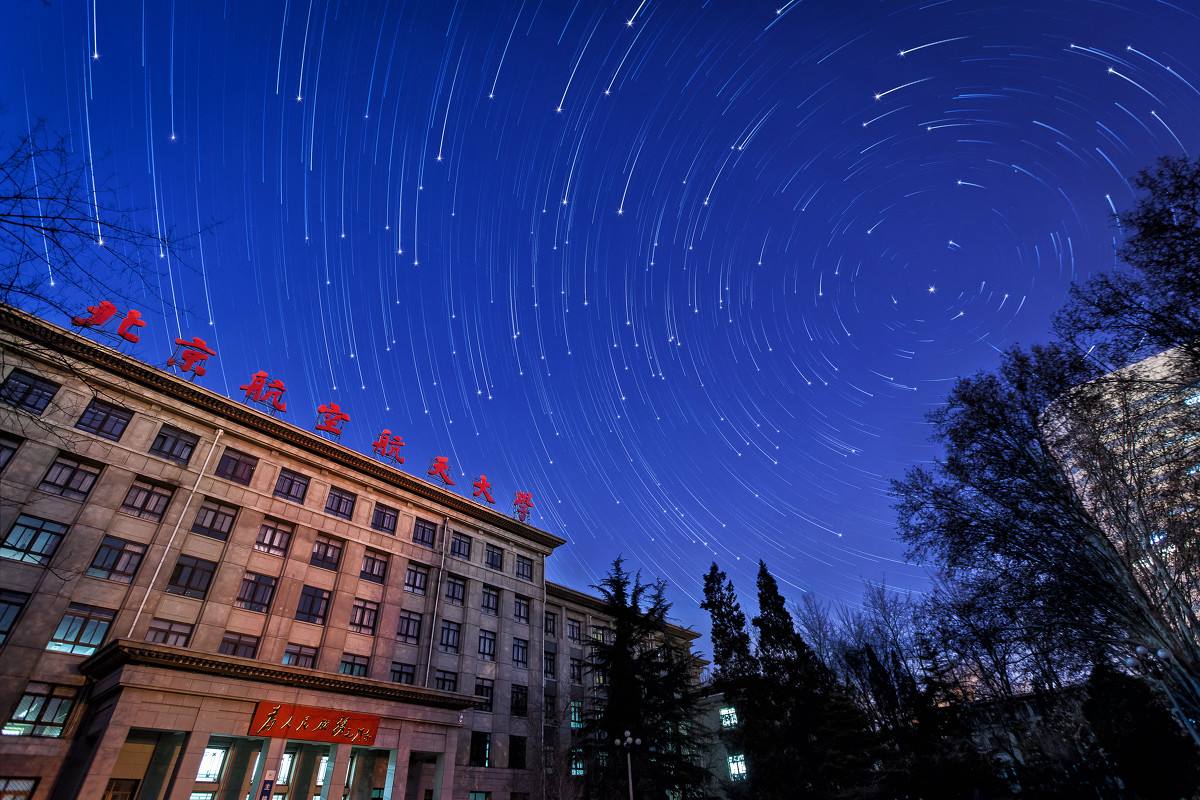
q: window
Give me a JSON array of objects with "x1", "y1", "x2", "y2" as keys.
[
  {"x1": 0, "y1": 369, "x2": 59, "y2": 416},
  {"x1": 591, "y1": 625, "x2": 611, "y2": 644},
  {"x1": 450, "y1": 533, "x2": 472, "y2": 560},
  {"x1": 474, "y1": 678, "x2": 494, "y2": 712},
  {"x1": 350, "y1": 599, "x2": 379, "y2": 635},
  {"x1": 310, "y1": 533, "x2": 343, "y2": 570},
  {"x1": 0, "y1": 590, "x2": 30, "y2": 644},
  {"x1": 727, "y1": 754, "x2": 747, "y2": 781},
  {"x1": 404, "y1": 563, "x2": 429, "y2": 595},
  {"x1": 166, "y1": 555, "x2": 216, "y2": 599},
  {"x1": 0, "y1": 778, "x2": 37, "y2": 799},
  {"x1": 361, "y1": 549, "x2": 388, "y2": 583},
  {"x1": 370, "y1": 503, "x2": 398, "y2": 534},
  {"x1": 390, "y1": 662, "x2": 416, "y2": 684},
  {"x1": 46, "y1": 603, "x2": 114, "y2": 656},
  {"x1": 3, "y1": 682, "x2": 76, "y2": 736},
  {"x1": 570, "y1": 658, "x2": 584, "y2": 684},
  {"x1": 76, "y1": 398, "x2": 133, "y2": 441},
  {"x1": 544, "y1": 611, "x2": 557, "y2": 637},
  {"x1": 544, "y1": 692, "x2": 558, "y2": 722},
  {"x1": 569, "y1": 749, "x2": 585, "y2": 776},
  {"x1": 511, "y1": 685, "x2": 528, "y2": 717},
  {"x1": 214, "y1": 448, "x2": 257, "y2": 484},
  {"x1": 146, "y1": 618, "x2": 193, "y2": 647},
  {"x1": 190, "y1": 499, "x2": 238, "y2": 541},
  {"x1": 255, "y1": 519, "x2": 292, "y2": 556},
  {"x1": 445, "y1": 574, "x2": 466, "y2": 605},
  {"x1": 566, "y1": 618, "x2": 582, "y2": 642},
  {"x1": 235, "y1": 573, "x2": 277, "y2": 613},
  {"x1": 719, "y1": 706, "x2": 739, "y2": 728},
  {"x1": 282, "y1": 643, "x2": 318, "y2": 668},
  {"x1": 434, "y1": 670, "x2": 458, "y2": 692},
  {"x1": 218, "y1": 632, "x2": 259, "y2": 658},
  {"x1": 325, "y1": 487, "x2": 356, "y2": 519},
  {"x1": 512, "y1": 637, "x2": 529, "y2": 667},
  {"x1": 149, "y1": 425, "x2": 199, "y2": 464},
  {"x1": 438, "y1": 621, "x2": 461, "y2": 654},
  {"x1": 38, "y1": 455, "x2": 101, "y2": 500},
  {"x1": 515, "y1": 555, "x2": 533, "y2": 581},
  {"x1": 120, "y1": 479, "x2": 174, "y2": 521},
  {"x1": 569, "y1": 700, "x2": 583, "y2": 729},
  {"x1": 509, "y1": 735, "x2": 527, "y2": 769},
  {"x1": 87, "y1": 536, "x2": 146, "y2": 583},
  {"x1": 273, "y1": 469, "x2": 309, "y2": 503},
  {"x1": 481, "y1": 585, "x2": 499, "y2": 615},
  {"x1": 514, "y1": 596, "x2": 530, "y2": 624},
  {"x1": 412, "y1": 518, "x2": 437, "y2": 547},
  {"x1": 484, "y1": 544, "x2": 503, "y2": 570},
  {"x1": 296, "y1": 586, "x2": 330, "y2": 624},
  {"x1": 0, "y1": 433, "x2": 21, "y2": 471},
  {"x1": 397, "y1": 611, "x2": 422, "y2": 644},
  {"x1": 469, "y1": 731, "x2": 491, "y2": 767},
  {"x1": 468, "y1": 793, "x2": 490, "y2": 800},
  {"x1": 478, "y1": 630, "x2": 496, "y2": 661},
  {"x1": 196, "y1": 747, "x2": 227, "y2": 782},
  {"x1": 1, "y1": 515, "x2": 66, "y2": 566},
  {"x1": 104, "y1": 779, "x2": 139, "y2": 800},
  {"x1": 340, "y1": 654, "x2": 369, "y2": 677},
  {"x1": 543, "y1": 650, "x2": 556, "y2": 679}
]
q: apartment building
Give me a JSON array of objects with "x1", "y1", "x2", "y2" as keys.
[{"x1": 0, "y1": 306, "x2": 688, "y2": 800}]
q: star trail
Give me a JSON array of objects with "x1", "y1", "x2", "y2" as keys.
[{"x1": 4, "y1": 0, "x2": 1199, "y2": 630}]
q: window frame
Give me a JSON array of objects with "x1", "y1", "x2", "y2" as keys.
[
  {"x1": 282, "y1": 643, "x2": 318, "y2": 668},
  {"x1": 273, "y1": 468, "x2": 310, "y2": 503},
  {"x1": 439, "y1": 620, "x2": 461, "y2": 653},
  {"x1": 214, "y1": 448, "x2": 257, "y2": 485},
  {"x1": 450, "y1": 533, "x2": 472, "y2": 560},
  {"x1": 403, "y1": 563, "x2": 430, "y2": 595},
  {"x1": 38, "y1": 455, "x2": 102, "y2": 501},
  {"x1": 148, "y1": 425, "x2": 199, "y2": 465},
  {"x1": 145, "y1": 618, "x2": 193, "y2": 647},
  {"x1": 349, "y1": 598, "x2": 379, "y2": 635},
  {"x1": 1, "y1": 515, "x2": 67, "y2": 566},
  {"x1": 309, "y1": 533, "x2": 343, "y2": 571},
  {"x1": 396, "y1": 610, "x2": 422, "y2": 644},
  {"x1": 295, "y1": 585, "x2": 331, "y2": 625},
  {"x1": 339, "y1": 654, "x2": 370, "y2": 677},
  {"x1": 481, "y1": 585, "x2": 499, "y2": 615},
  {"x1": 0, "y1": 589, "x2": 30, "y2": 644},
  {"x1": 165, "y1": 555, "x2": 217, "y2": 600},
  {"x1": 360, "y1": 549, "x2": 388, "y2": 583},
  {"x1": 0, "y1": 432, "x2": 21, "y2": 471},
  {"x1": 254, "y1": 519, "x2": 292, "y2": 557},
  {"x1": 120, "y1": 478, "x2": 174, "y2": 522},
  {"x1": 324, "y1": 487, "x2": 357, "y2": 520},
  {"x1": 444, "y1": 574, "x2": 466, "y2": 605},
  {"x1": 514, "y1": 595, "x2": 530, "y2": 624},
  {"x1": 412, "y1": 518, "x2": 437, "y2": 547},
  {"x1": 46, "y1": 603, "x2": 115, "y2": 656},
  {"x1": 434, "y1": 670, "x2": 458, "y2": 692},
  {"x1": 234, "y1": 572, "x2": 277, "y2": 613},
  {"x1": 510, "y1": 684, "x2": 528, "y2": 717},
  {"x1": 190, "y1": 499, "x2": 238, "y2": 541},
  {"x1": 390, "y1": 661, "x2": 416, "y2": 684},
  {"x1": 512, "y1": 637, "x2": 529, "y2": 667},
  {"x1": 474, "y1": 678, "x2": 494, "y2": 712},
  {"x1": 0, "y1": 369, "x2": 59, "y2": 416},
  {"x1": 86, "y1": 536, "x2": 146, "y2": 583},
  {"x1": 75, "y1": 398, "x2": 133, "y2": 441},
  {"x1": 478, "y1": 630, "x2": 497, "y2": 662},
  {"x1": 515, "y1": 555, "x2": 534, "y2": 581},
  {"x1": 371, "y1": 503, "x2": 398, "y2": 534},
  {"x1": 218, "y1": 632, "x2": 260, "y2": 658},
  {"x1": 3, "y1": 682, "x2": 76, "y2": 737},
  {"x1": 484, "y1": 544, "x2": 504, "y2": 571}
]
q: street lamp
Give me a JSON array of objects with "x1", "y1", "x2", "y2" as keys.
[
  {"x1": 1123, "y1": 642, "x2": 1200, "y2": 747},
  {"x1": 613, "y1": 730, "x2": 641, "y2": 800}
]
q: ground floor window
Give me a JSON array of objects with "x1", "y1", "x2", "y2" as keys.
[{"x1": 0, "y1": 778, "x2": 38, "y2": 800}]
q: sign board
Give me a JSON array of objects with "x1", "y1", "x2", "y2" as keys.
[{"x1": 248, "y1": 701, "x2": 380, "y2": 745}]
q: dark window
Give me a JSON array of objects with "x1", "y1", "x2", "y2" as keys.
[
  {"x1": 235, "y1": 573, "x2": 276, "y2": 613},
  {"x1": 404, "y1": 563, "x2": 429, "y2": 594},
  {"x1": 396, "y1": 611, "x2": 422, "y2": 644},
  {"x1": 567, "y1": 618, "x2": 582, "y2": 642},
  {"x1": 361, "y1": 549, "x2": 388, "y2": 583},
  {"x1": 484, "y1": 544, "x2": 503, "y2": 570},
  {"x1": 166, "y1": 555, "x2": 216, "y2": 599},
  {"x1": 371, "y1": 503, "x2": 398, "y2": 534},
  {"x1": 478, "y1": 630, "x2": 496, "y2": 661},
  {"x1": 46, "y1": 603, "x2": 114, "y2": 656},
  {"x1": 295, "y1": 586, "x2": 330, "y2": 624},
  {"x1": 439, "y1": 621, "x2": 461, "y2": 653},
  {"x1": 349, "y1": 599, "x2": 379, "y2": 635},
  {"x1": 3, "y1": 682, "x2": 76, "y2": 737},
  {"x1": 474, "y1": 678, "x2": 494, "y2": 712},
  {"x1": 514, "y1": 596, "x2": 530, "y2": 624},
  {"x1": 214, "y1": 448, "x2": 257, "y2": 485},
  {"x1": 75, "y1": 399, "x2": 132, "y2": 441},
  {"x1": 509, "y1": 735, "x2": 527, "y2": 769},
  {"x1": 445, "y1": 575, "x2": 466, "y2": 605},
  {"x1": 543, "y1": 650, "x2": 556, "y2": 679},
  {"x1": 218, "y1": 632, "x2": 259, "y2": 658},
  {"x1": 513, "y1": 637, "x2": 528, "y2": 667},
  {"x1": 190, "y1": 499, "x2": 238, "y2": 541},
  {"x1": 516, "y1": 555, "x2": 534, "y2": 581},
  {"x1": 1, "y1": 515, "x2": 67, "y2": 565},
  {"x1": 325, "y1": 487, "x2": 356, "y2": 520},
  {"x1": 481, "y1": 585, "x2": 499, "y2": 615},
  {"x1": 255, "y1": 519, "x2": 292, "y2": 556},
  {"x1": 469, "y1": 731, "x2": 491, "y2": 767},
  {"x1": 339, "y1": 654, "x2": 369, "y2": 677},
  {"x1": 310, "y1": 534, "x2": 343, "y2": 570},
  {"x1": 0, "y1": 370, "x2": 59, "y2": 416},
  {"x1": 120, "y1": 479, "x2": 174, "y2": 521},
  {"x1": 87, "y1": 536, "x2": 146, "y2": 583},
  {"x1": 273, "y1": 469, "x2": 309, "y2": 503},
  {"x1": 38, "y1": 455, "x2": 101, "y2": 501},
  {"x1": 450, "y1": 533, "x2": 472, "y2": 560},
  {"x1": 412, "y1": 518, "x2": 437, "y2": 547},
  {"x1": 282, "y1": 643, "x2": 318, "y2": 668},
  {"x1": 0, "y1": 590, "x2": 30, "y2": 644},
  {"x1": 544, "y1": 693, "x2": 558, "y2": 723},
  {"x1": 145, "y1": 618, "x2": 192, "y2": 647},
  {"x1": 544, "y1": 612, "x2": 558, "y2": 637},
  {"x1": 570, "y1": 658, "x2": 584, "y2": 684},
  {"x1": 149, "y1": 425, "x2": 199, "y2": 464},
  {"x1": 435, "y1": 670, "x2": 458, "y2": 692},
  {"x1": 390, "y1": 662, "x2": 416, "y2": 684},
  {"x1": 0, "y1": 433, "x2": 21, "y2": 471},
  {"x1": 511, "y1": 685, "x2": 528, "y2": 717}
]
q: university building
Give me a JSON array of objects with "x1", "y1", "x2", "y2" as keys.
[{"x1": 0, "y1": 306, "x2": 698, "y2": 800}]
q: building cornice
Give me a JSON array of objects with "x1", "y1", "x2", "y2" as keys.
[{"x1": 546, "y1": 581, "x2": 700, "y2": 642}]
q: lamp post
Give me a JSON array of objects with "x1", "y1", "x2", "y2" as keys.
[
  {"x1": 1124, "y1": 643, "x2": 1200, "y2": 747},
  {"x1": 614, "y1": 730, "x2": 641, "y2": 800}
]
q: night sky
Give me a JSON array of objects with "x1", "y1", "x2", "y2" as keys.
[{"x1": 4, "y1": 0, "x2": 1198, "y2": 632}]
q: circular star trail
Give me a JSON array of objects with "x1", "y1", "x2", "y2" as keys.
[{"x1": 4, "y1": 0, "x2": 1199, "y2": 628}]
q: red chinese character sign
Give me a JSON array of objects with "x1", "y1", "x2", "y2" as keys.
[
  {"x1": 514, "y1": 491, "x2": 534, "y2": 522},
  {"x1": 167, "y1": 336, "x2": 216, "y2": 379},
  {"x1": 249, "y1": 701, "x2": 379, "y2": 745},
  {"x1": 472, "y1": 475, "x2": 494, "y2": 504},
  {"x1": 428, "y1": 456, "x2": 455, "y2": 485},
  {"x1": 241, "y1": 371, "x2": 288, "y2": 413},
  {"x1": 315, "y1": 402, "x2": 350, "y2": 436},
  {"x1": 71, "y1": 300, "x2": 146, "y2": 343},
  {"x1": 372, "y1": 430, "x2": 406, "y2": 463}
]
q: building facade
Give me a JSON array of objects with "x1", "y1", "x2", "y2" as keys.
[{"x1": 0, "y1": 307, "x2": 684, "y2": 800}]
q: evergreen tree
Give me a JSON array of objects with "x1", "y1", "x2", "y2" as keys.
[{"x1": 700, "y1": 563, "x2": 756, "y2": 799}]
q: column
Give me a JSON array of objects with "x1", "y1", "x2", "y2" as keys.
[
  {"x1": 246, "y1": 737, "x2": 287, "y2": 800},
  {"x1": 431, "y1": 730, "x2": 459, "y2": 800},
  {"x1": 164, "y1": 729, "x2": 217, "y2": 800},
  {"x1": 72, "y1": 720, "x2": 133, "y2": 799},
  {"x1": 380, "y1": 737, "x2": 412, "y2": 800},
  {"x1": 288, "y1": 743, "x2": 325, "y2": 800},
  {"x1": 320, "y1": 743, "x2": 353, "y2": 800},
  {"x1": 138, "y1": 732, "x2": 188, "y2": 800},
  {"x1": 218, "y1": 739, "x2": 260, "y2": 800}
]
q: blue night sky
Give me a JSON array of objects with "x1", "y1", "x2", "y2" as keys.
[{"x1": 3, "y1": 0, "x2": 1198, "y2": 632}]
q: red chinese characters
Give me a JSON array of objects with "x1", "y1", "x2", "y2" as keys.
[
  {"x1": 240, "y1": 370, "x2": 288, "y2": 412},
  {"x1": 428, "y1": 456, "x2": 455, "y2": 485},
  {"x1": 513, "y1": 491, "x2": 534, "y2": 522},
  {"x1": 71, "y1": 300, "x2": 146, "y2": 343},
  {"x1": 249, "y1": 701, "x2": 379, "y2": 745},
  {"x1": 472, "y1": 475, "x2": 495, "y2": 504},
  {"x1": 372, "y1": 430, "x2": 406, "y2": 463},
  {"x1": 315, "y1": 402, "x2": 350, "y2": 436},
  {"x1": 167, "y1": 336, "x2": 216, "y2": 378}
]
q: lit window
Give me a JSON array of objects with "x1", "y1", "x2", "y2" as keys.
[
  {"x1": 46, "y1": 603, "x2": 114, "y2": 656},
  {"x1": 719, "y1": 706, "x2": 738, "y2": 728},
  {"x1": 277, "y1": 752, "x2": 295, "y2": 784},
  {"x1": 570, "y1": 749, "x2": 585, "y2": 776},
  {"x1": 727, "y1": 754, "x2": 747, "y2": 781},
  {"x1": 569, "y1": 700, "x2": 583, "y2": 729},
  {"x1": 3, "y1": 682, "x2": 76, "y2": 737},
  {"x1": 2, "y1": 515, "x2": 67, "y2": 565},
  {"x1": 195, "y1": 747, "x2": 227, "y2": 782}
]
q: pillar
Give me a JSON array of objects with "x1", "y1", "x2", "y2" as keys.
[
  {"x1": 431, "y1": 730, "x2": 459, "y2": 800},
  {"x1": 72, "y1": 720, "x2": 133, "y2": 799},
  {"x1": 164, "y1": 729, "x2": 217, "y2": 800},
  {"x1": 137, "y1": 732, "x2": 188, "y2": 800},
  {"x1": 321, "y1": 742, "x2": 353, "y2": 800}
]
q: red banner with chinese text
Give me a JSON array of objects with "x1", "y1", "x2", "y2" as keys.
[{"x1": 248, "y1": 701, "x2": 380, "y2": 745}]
